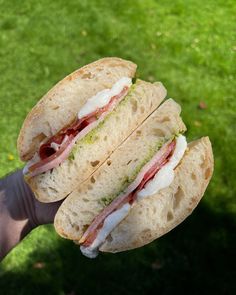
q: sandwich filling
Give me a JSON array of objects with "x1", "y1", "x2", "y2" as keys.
[
  {"x1": 23, "y1": 77, "x2": 132, "y2": 177},
  {"x1": 80, "y1": 135, "x2": 187, "y2": 258}
]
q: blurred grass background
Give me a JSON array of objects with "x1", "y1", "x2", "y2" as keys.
[{"x1": 0, "y1": 0, "x2": 235, "y2": 294}]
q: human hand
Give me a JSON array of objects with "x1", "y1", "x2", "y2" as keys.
[{"x1": 0, "y1": 169, "x2": 62, "y2": 260}]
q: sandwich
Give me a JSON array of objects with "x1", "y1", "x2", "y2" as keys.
[
  {"x1": 17, "y1": 57, "x2": 167, "y2": 202},
  {"x1": 54, "y1": 98, "x2": 214, "y2": 258}
]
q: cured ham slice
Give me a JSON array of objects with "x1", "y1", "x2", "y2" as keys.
[
  {"x1": 80, "y1": 140, "x2": 176, "y2": 247},
  {"x1": 25, "y1": 86, "x2": 129, "y2": 177},
  {"x1": 79, "y1": 135, "x2": 187, "y2": 258}
]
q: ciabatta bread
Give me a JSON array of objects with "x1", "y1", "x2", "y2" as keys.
[
  {"x1": 27, "y1": 79, "x2": 167, "y2": 202},
  {"x1": 100, "y1": 137, "x2": 213, "y2": 252},
  {"x1": 54, "y1": 98, "x2": 187, "y2": 239},
  {"x1": 18, "y1": 57, "x2": 136, "y2": 161}
]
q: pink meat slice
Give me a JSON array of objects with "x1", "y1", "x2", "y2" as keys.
[
  {"x1": 80, "y1": 140, "x2": 176, "y2": 246},
  {"x1": 27, "y1": 86, "x2": 129, "y2": 177}
]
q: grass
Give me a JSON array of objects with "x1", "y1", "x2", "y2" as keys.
[{"x1": 0, "y1": 0, "x2": 235, "y2": 294}]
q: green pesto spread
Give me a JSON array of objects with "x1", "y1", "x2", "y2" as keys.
[
  {"x1": 96, "y1": 134, "x2": 180, "y2": 208},
  {"x1": 67, "y1": 83, "x2": 137, "y2": 160},
  {"x1": 98, "y1": 196, "x2": 115, "y2": 207}
]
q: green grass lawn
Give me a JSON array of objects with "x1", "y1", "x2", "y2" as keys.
[{"x1": 0, "y1": 0, "x2": 236, "y2": 294}]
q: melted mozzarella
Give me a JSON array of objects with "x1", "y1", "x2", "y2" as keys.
[
  {"x1": 137, "y1": 135, "x2": 187, "y2": 199},
  {"x1": 78, "y1": 77, "x2": 132, "y2": 119},
  {"x1": 80, "y1": 203, "x2": 131, "y2": 258},
  {"x1": 50, "y1": 135, "x2": 69, "y2": 152},
  {"x1": 80, "y1": 135, "x2": 187, "y2": 258},
  {"x1": 50, "y1": 142, "x2": 60, "y2": 151},
  {"x1": 24, "y1": 78, "x2": 131, "y2": 175}
]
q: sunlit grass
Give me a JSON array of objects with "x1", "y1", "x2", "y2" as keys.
[{"x1": 0, "y1": 0, "x2": 235, "y2": 294}]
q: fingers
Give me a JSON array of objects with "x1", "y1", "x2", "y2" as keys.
[{"x1": 33, "y1": 198, "x2": 64, "y2": 225}]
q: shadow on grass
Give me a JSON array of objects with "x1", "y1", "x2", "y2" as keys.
[{"x1": 0, "y1": 203, "x2": 235, "y2": 295}]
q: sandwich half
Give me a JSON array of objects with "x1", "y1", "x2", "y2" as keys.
[
  {"x1": 53, "y1": 98, "x2": 212, "y2": 258},
  {"x1": 100, "y1": 137, "x2": 213, "y2": 253},
  {"x1": 17, "y1": 57, "x2": 167, "y2": 202}
]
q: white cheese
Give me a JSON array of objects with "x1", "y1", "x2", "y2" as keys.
[
  {"x1": 78, "y1": 77, "x2": 132, "y2": 119},
  {"x1": 80, "y1": 135, "x2": 187, "y2": 258},
  {"x1": 50, "y1": 142, "x2": 60, "y2": 151},
  {"x1": 80, "y1": 203, "x2": 131, "y2": 258},
  {"x1": 137, "y1": 135, "x2": 187, "y2": 199},
  {"x1": 24, "y1": 78, "x2": 131, "y2": 175},
  {"x1": 50, "y1": 135, "x2": 69, "y2": 152}
]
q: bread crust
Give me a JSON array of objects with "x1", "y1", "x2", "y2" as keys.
[
  {"x1": 26, "y1": 80, "x2": 167, "y2": 202},
  {"x1": 54, "y1": 99, "x2": 186, "y2": 238},
  {"x1": 100, "y1": 137, "x2": 214, "y2": 253},
  {"x1": 17, "y1": 57, "x2": 137, "y2": 161}
]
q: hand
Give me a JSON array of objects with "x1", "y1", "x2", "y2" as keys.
[{"x1": 0, "y1": 169, "x2": 62, "y2": 260}]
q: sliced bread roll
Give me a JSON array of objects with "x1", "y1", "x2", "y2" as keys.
[
  {"x1": 54, "y1": 98, "x2": 187, "y2": 239},
  {"x1": 100, "y1": 137, "x2": 213, "y2": 253},
  {"x1": 18, "y1": 57, "x2": 136, "y2": 161},
  {"x1": 27, "y1": 79, "x2": 167, "y2": 202}
]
